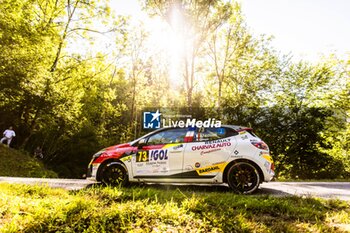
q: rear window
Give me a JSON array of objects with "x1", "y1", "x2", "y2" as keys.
[{"x1": 245, "y1": 129, "x2": 258, "y2": 138}]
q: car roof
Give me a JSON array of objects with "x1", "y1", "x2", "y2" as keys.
[
  {"x1": 223, "y1": 125, "x2": 252, "y2": 131},
  {"x1": 142, "y1": 124, "x2": 250, "y2": 136},
  {"x1": 129, "y1": 125, "x2": 252, "y2": 145}
]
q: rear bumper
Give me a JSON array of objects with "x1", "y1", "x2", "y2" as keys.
[{"x1": 266, "y1": 170, "x2": 275, "y2": 181}]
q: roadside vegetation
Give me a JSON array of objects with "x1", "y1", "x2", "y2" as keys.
[
  {"x1": 0, "y1": 146, "x2": 57, "y2": 178},
  {"x1": 0, "y1": 183, "x2": 349, "y2": 232},
  {"x1": 0, "y1": 0, "x2": 349, "y2": 179}
]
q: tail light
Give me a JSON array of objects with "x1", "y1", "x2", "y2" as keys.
[
  {"x1": 251, "y1": 141, "x2": 268, "y2": 150},
  {"x1": 271, "y1": 162, "x2": 275, "y2": 171}
]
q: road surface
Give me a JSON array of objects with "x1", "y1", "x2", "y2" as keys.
[
  {"x1": 1, "y1": 176, "x2": 350, "y2": 200},
  {"x1": 259, "y1": 182, "x2": 350, "y2": 200},
  {"x1": 0, "y1": 177, "x2": 96, "y2": 190}
]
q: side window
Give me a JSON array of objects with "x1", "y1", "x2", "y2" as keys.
[
  {"x1": 147, "y1": 128, "x2": 188, "y2": 145},
  {"x1": 194, "y1": 127, "x2": 237, "y2": 142}
]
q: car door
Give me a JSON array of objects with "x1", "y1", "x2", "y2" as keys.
[
  {"x1": 132, "y1": 128, "x2": 188, "y2": 178},
  {"x1": 182, "y1": 127, "x2": 238, "y2": 178}
]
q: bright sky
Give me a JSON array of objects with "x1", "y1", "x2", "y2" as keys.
[
  {"x1": 241, "y1": 0, "x2": 350, "y2": 61},
  {"x1": 111, "y1": 0, "x2": 350, "y2": 62}
]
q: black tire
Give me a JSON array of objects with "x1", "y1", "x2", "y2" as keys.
[
  {"x1": 227, "y1": 162, "x2": 260, "y2": 194},
  {"x1": 100, "y1": 162, "x2": 129, "y2": 186}
]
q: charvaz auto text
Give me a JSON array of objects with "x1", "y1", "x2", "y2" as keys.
[{"x1": 192, "y1": 138, "x2": 231, "y2": 151}]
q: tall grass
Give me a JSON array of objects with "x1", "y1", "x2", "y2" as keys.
[
  {"x1": 0, "y1": 146, "x2": 57, "y2": 178},
  {"x1": 0, "y1": 183, "x2": 349, "y2": 232}
]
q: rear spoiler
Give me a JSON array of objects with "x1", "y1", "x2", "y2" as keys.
[
  {"x1": 235, "y1": 127, "x2": 253, "y2": 132},
  {"x1": 235, "y1": 127, "x2": 258, "y2": 138}
]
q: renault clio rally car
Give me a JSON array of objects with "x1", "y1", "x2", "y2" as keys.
[{"x1": 87, "y1": 125, "x2": 274, "y2": 194}]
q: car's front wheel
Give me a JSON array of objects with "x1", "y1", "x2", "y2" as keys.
[
  {"x1": 227, "y1": 162, "x2": 260, "y2": 194},
  {"x1": 100, "y1": 162, "x2": 129, "y2": 186}
]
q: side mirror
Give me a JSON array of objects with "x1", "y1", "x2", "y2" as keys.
[{"x1": 138, "y1": 138, "x2": 147, "y2": 149}]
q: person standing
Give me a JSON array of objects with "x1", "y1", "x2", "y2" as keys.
[
  {"x1": 34, "y1": 146, "x2": 44, "y2": 159},
  {"x1": 1, "y1": 126, "x2": 16, "y2": 147}
]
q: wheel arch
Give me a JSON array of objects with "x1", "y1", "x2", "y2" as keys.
[
  {"x1": 223, "y1": 158, "x2": 264, "y2": 184},
  {"x1": 96, "y1": 158, "x2": 127, "y2": 182}
]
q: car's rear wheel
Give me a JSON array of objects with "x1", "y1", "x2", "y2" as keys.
[
  {"x1": 227, "y1": 162, "x2": 260, "y2": 194},
  {"x1": 100, "y1": 162, "x2": 128, "y2": 186}
]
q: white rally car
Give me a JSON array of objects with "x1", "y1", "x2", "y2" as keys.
[{"x1": 87, "y1": 125, "x2": 274, "y2": 194}]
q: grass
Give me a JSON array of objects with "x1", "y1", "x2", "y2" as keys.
[
  {"x1": 0, "y1": 183, "x2": 349, "y2": 232},
  {"x1": 0, "y1": 145, "x2": 57, "y2": 178}
]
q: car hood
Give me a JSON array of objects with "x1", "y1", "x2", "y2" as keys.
[{"x1": 104, "y1": 143, "x2": 131, "y2": 151}]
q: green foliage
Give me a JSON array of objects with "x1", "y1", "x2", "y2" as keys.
[
  {"x1": 1, "y1": 184, "x2": 350, "y2": 232},
  {"x1": 0, "y1": 0, "x2": 349, "y2": 179},
  {"x1": 0, "y1": 0, "x2": 128, "y2": 177},
  {"x1": 267, "y1": 61, "x2": 349, "y2": 179},
  {"x1": 220, "y1": 60, "x2": 350, "y2": 179}
]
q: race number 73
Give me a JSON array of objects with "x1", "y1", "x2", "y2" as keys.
[{"x1": 136, "y1": 151, "x2": 149, "y2": 162}]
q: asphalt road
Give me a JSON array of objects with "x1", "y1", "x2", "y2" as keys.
[
  {"x1": 1, "y1": 176, "x2": 350, "y2": 200},
  {"x1": 259, "y1": 182, "x2": 350, "y2": 200}
]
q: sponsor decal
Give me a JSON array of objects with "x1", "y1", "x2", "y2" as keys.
[
  {"x1": 162, "y1": 143, "x2": 183, "y2": 149},
  {"x1": 200, "y1": 148, "x2": 221, "y2": 155},
  {"x1": 204, "y1": 138, "x2": 230, "y2": 144},
  {"x1": 136, "y1": 150, "x2": 168, "y2": 162},
  {"x1": 262, "y1": 154, "x2": 273, "y2": 163},
  {"x1": 234, "y1": 150, "x2": 239, "y2": 155},
  {"x1": 239, "y1": 131, "x2": 246, "y2": 135},
  {"x1": 195, "y1": 162, "x2": 201, "y2": 168},
  {"x1": 184, "y1": 131, "x2": 195, "y2": 142},
  {"x1": 197, "y1": 166, "x2": 220, "y2": 174},
  {"x1": 195, "y1": 162, "x2": 227, "y2": 175},
  {"x1": 173, "y1": 144, "x2": 183, "y2": 150},
  {"x1": 143, "y1": 110, "x2": 161, "y2": 129},
  {"x1": 120, "y1": 155, "x2": 132, "y2": 162},
  {"x1": 134, "y1": 149, "x2": 170, "y2": 175},
  {"x1": 192, "y1": 142, "x2": 231, "y2": 151},
  {"x1": 241, "y1": 135, "x2": 248, "y2": 140}
]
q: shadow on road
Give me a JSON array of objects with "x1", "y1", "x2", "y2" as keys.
[{"x1": 255, "y1": 187, "x2": 291, "y2": 196}]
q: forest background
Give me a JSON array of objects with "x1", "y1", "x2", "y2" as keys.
[{"x1": 0, "y1": 0, "x2": 349, "y2": 179}]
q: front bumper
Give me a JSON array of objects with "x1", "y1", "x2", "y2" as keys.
[{"x1": 87, "y1": 162, "x2": 100, "y2": 179}]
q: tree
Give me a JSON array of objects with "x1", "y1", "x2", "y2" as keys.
[
  {"x1": 317, "y1": 56, "x2": 350, "y2": 176},
  {"x1": 0, "y1": 0, "x2": 61, "y2": 147},
  {"x1": 206, "y1": 3, "x2": 278, "y2": 114},
  {"x1": 260, "y1": 61, "x2": 346, "y2": 178},
  {"x1": 145, "y1": 0, "x2": 233, "y2": 106},
  {"x1": 0, "y1": 0, "x2": 128, "y2": 177}
]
